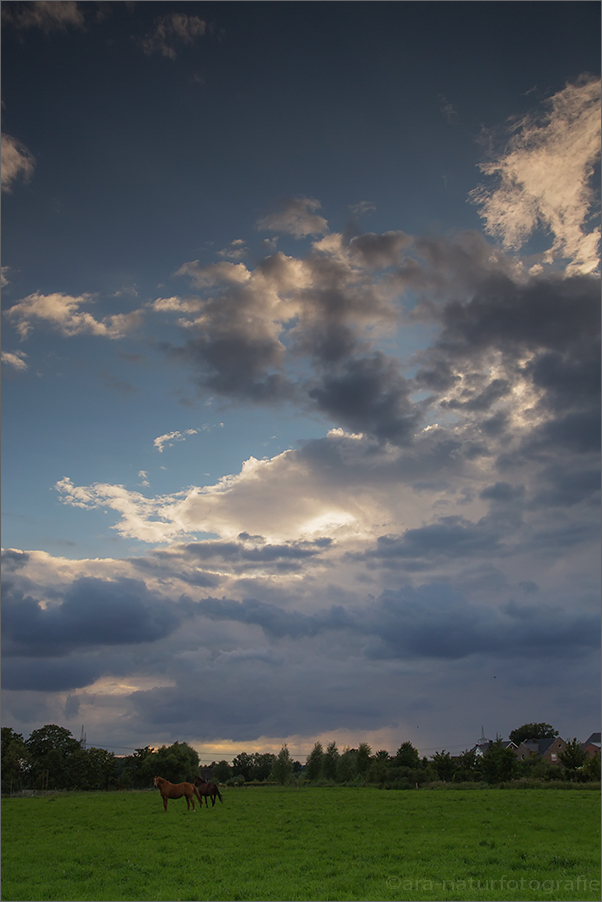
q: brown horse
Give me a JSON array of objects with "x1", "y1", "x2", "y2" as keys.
[
  {"x1": 153, "y1": 775, "x2": 202, "y2": 812},
  {"x1": 193, "y1": 776, "x2": 223, "y2": 807}
]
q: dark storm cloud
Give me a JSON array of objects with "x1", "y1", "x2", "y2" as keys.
[
  {"x1": 2, "y1": 577, "x2": 179, "y2": 657},
  {"x1": 364, "y1": 585, "x2": 600, "y2": 661},
  {"x1": 413, "y1": 270, "x2": 600, "y2": 489},
  {"x1": 529, "y1": 465, "x2": 601, "y2": 508},
  {"x1": 309, "y1": 353, "x2": 420, "y2": 444},
  {"x1": 187, "y1": 583, "x2": 599, "y2": 664},
  {"x1": 130, "y1": 536, "x2": 333, "y2": 583},
  {"x1": 129, "y1": 666, "x2": 394, "y2": 740},
  {"x1": 352, "y1": 516, "x2": 506, "y2": 568},
  {"x1": 181, "y1": 536, "x2": 331, "y2": 564},
  {"x1": 479, "y1": 482, "x2": 525, "y2": 503},
  {"x1": 416, "y1": 271, "x2": 599, "y2": 390},
  {"x1": 168, "y1": 330, "x2": 294, "y2": 404},
  {"x1": 2, "y1": 656, "x2": 106, "y2": 692},
  {"x1": 194, "y1": 596, "x2": 354, "y2": 640},
  {"x1": 347, "y1": 230, "x2": 413, "y2": 269},
  {"x1": 130, "y1": 555, "x2": 223, "y2": 589},
  {"x1": 352, "y1": 499, "x2": 598, "y2": 572}
]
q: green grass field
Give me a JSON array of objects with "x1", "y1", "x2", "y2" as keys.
[{"x1": 2, "y1": 786, "x2": 600, "y2": 901}]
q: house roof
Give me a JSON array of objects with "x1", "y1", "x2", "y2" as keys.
[
  {"x1": 584, "y1": 732, "x2": 601, "y2": 745},
  {"x1": 519, "y1": 740, "x2": 540, "y2": 752},
  {"x1": 537, "y1": 737, "x2": 560, "y2": 755}
]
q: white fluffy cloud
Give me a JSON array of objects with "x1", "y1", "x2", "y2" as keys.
[
  {"x1": 4, "y1": 292, "x2": 142, "y2": 340},
  {"x1": 153, "y1": 429, "x2": 200, "y2": 454},
  {"x1": 1, "y1": 350, "x2": 29, "y2": 372},
  {"x1": 471, "y1": 77, "x2": 601, "y2": 274}
]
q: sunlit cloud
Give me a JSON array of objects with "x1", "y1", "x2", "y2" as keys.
[
  {"x1": 471, "y1": 76, "x2": 601, "y2": 274},
  {"x1": 1, "y1": 350, "x2": 29, "y2": 372},
  {"x1": 1, "y1": 134, "x2": 35, "y2": 193},
  {"x1": 153, "y1": 428, "x2": 199, "y2": 453},
  {"x1": 218, "y1": 239, "x2": 249, "y2": 260},
  {"x1": 4, "y1": 292, "x2": 143, "y2": 340}
]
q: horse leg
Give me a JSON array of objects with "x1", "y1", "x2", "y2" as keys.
[{"x1": 162, "y1": 795, "x2": 168, "y2": 812}]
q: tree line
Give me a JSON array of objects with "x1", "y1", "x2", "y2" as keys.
[{"x1": 2, "y1": 722, "x2": 599, "y2": 794}]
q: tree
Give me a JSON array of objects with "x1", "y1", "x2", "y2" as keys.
[
  {"x1": 305, "y1": 742, "x2": 323, "y2": 781},
  {"x1": 122, "y1": 746, "x2": 155, "y2": 788},
  {"x1": 454, "y1": 748, "x2": 481, "y2": 782},
  {"x1": 509, "y1": 723, "x2": 558, "y2": 745},
  {"x1": 232, "y1": 752, "x2": 254, "y2": 782},
  {"x1": 1, "y1": 727, "x2": 30, "y2": 793},
  {"x1": 516, "y1": 755, "x2": 558, "y2": 782},
  {"x1": 481, "y1": 738, "x2": 517, "y2": 784},
  {"x1": 559, "y1": 738, "x2": 586, "y2": 779},
  {"x1": 67, "y1": 747, "x2": 118, "y2": 790},
  {"x1": 272, "y1": 744, "x2": 293, "y2": 785},
  {"x1": 338, "y1": 748, "x2": 358, "y2": 783},
  {"x1": 251, "y1": 752, "x2": 276, "y2": 782},
  {"x1": 431, "y1": 750, "x2": 456, "y2": 782},
  {"x1": 393, "y1": 741, "x2": 419, "y2": 768},
  {"x1": 583, "y1": 752, "x2": 601, "y2": 782},
  {"x1": 368, "y1": 750, "x2": 390, "y2": 785},
  {"x1": 212, "y1": 759, "x2": 232, "y2": 783},
  {"x1": 26, "y1": 724, "x2": 81, "y2": 790},
  {"x1": 323, "y1": 741, "x2": 340, "y2": 781},
  {"x1": 153, "y1": 741, "x2": 199, "y2": 784},
  {"x1": 356, "y1": 743, "x2": 372, "y2": 777}
]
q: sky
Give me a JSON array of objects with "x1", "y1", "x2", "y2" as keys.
[{"x1": 1, "y1": 1, "x2": 600, "y2": 763}]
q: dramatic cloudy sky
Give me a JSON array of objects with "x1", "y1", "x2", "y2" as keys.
[{"x1": 2, "y1": 1, "x2": 600, "y2": 762}]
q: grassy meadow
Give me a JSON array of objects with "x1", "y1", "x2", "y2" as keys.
[{"x1": 2, "y1": 785, "x2": 600, "y2": 901}]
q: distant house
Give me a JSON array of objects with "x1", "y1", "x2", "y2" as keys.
[
  {"x1": 469, "y1": 730, "x2": 517, "y2": 758},
  {"x1": 471, "y1": 731, "x2": 493, "y2": 758},
  {"x1": 582, "y1": 732, "x2": 601, "y2": 759},
  {"x1": 514, "y1": 736, "x2": 566, "y2": 765}
]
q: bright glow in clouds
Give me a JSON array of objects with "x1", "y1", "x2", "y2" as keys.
[{"x1": 472, "y1": 77, "x2": 601, "y2": 273}]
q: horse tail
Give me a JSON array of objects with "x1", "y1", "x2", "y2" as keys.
[
  {"x1": 193, "y1": 786, "x2": 203, "y2": 804},
  {"x1": 216, "y1": 786, "x2": 223, "y2": 803}
]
